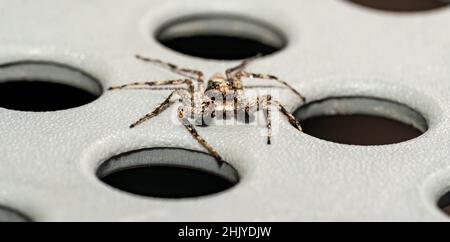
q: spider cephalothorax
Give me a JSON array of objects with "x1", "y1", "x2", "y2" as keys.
[{"x1": 109, "y1": 55, "x2": 306, "y2": 166}]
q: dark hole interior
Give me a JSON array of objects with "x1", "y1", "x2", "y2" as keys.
[
  {"x1": 347, "y1": 0, "x2": 449, "y2": 11},
  {"x1": 0, "y1": 81, "x2": 98, "y2": 111},
  {"x1": 100, "y1": 166, "x2": 235, "y2": 198},
  {"x1": 438, "y1": 191, "x2": 450, "y2": 216},
  {"x1": 301, "y1": 114, "x2": 423, "y2": 145},
  {"x1": 158, "y1": 35, "x2": 281, "y2": 60}
]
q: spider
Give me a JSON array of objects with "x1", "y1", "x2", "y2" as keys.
[{"x1": 108, "y1": 55, "x2": 306, "y2": 166}]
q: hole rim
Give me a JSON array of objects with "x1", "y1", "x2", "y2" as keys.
[
  {"x1": 344, "y1": 0, "x2": 450, "y2": 12},
  {"x1": 430, "y1": 184, "x2": 450, "y2": 219},
  {"x1": 437, "y1": 190, "x2": 450, "y2": 217},
  {"x1": 0, "y1": 205, "x2": 32, "y2": 222},
  {"x1": 0, "y1": 60, "x2": 103, "y2": 112},
  {"x1": 293, "y1": 96, "x2": 429, "y2": 146},
  {"x1": 96, "y1": 147, "x2": 240, "y2": 199},
  {"x1": 420, "y1": 170, "x2": 450, "y2": 220},
  {"x1": 154, "y1": 14, "x2": 288, "y2": 61}
]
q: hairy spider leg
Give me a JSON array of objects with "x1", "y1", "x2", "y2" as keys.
[
  {"x1": 109, "y1": 87, "x2": 190, "y2": 91},
  {"x1": 108, "y1": 78, "x2": 196, "y2": 116},
  {"x1": 129, "y1": 89, "x2": 190, "y2": 128},
  {"x1": 243, "y1": 85, "x2": 288, "y2": 89},
  {"x1": 235, "y1": 71, "x2": 306, "y2": 102},
  {"x1": 135, "y1": 54, "x2": 205, "y2": 90},
  {"x1": 108, "y1": 78, "x2": 194, "y2": 92},
  {"x1": 262, "y1": 96, "x2": 273, "y2": 145},
  {"x1": 246, "y1": 95, "x2": 303, "y2": 144},
  {"x1": 178, "y1": 106, "x2": 226, "y2": 167},
  {"x1": 261, "y1": 95, "x2": 303, "y2": 132},
  {"x1": 225, "y1": 54, "x2": 262, "y2": 88}
]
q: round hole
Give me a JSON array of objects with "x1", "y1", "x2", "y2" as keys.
[
  {"x1": 97, "y1": 148, "x2": 239, "y2": 199},
  {"x1": 294, "y1": 97, "x2": 427, "y2": 145},
  {"x1": 438, "y1": 190, "x2": 450, "y2": 216},
  {"x1": 155, "y1": 15, "x2": 287, "y2": 60},
  {"x1": 346, "y1": 0, "x2": 449, "y2": 12},
  {"x1": 0, "y1": 205, "x2": 31, "y2": 222},
  {"x1": 0, "y1": 61, "x2": 102, "y2": 112}
]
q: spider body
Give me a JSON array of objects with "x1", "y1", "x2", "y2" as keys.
[{"x1": 109, "y1": 55, "x2": 306, "y2": 166}]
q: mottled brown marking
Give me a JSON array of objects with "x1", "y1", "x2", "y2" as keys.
[{"x1": 108, "y1": 55, "x2": 306, "y2": 166}]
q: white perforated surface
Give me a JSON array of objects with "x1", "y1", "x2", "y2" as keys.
[{"x1": 0, "y1": 0, "x2": 450, "y2": 221}]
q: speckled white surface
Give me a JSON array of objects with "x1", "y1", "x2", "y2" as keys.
[{"x1": 0, "y1": 0, "x2": 450, "y2": 221}]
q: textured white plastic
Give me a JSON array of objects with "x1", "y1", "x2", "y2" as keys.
[{"x1": 0, "y1": 0, "x2": 450, "y2": 221}]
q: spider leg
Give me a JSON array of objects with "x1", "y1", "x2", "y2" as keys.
[
  {"x1": 236, "y1": 71, "x2": 306, "y2": 102},
  {"x1": 108, "y1": 79, "x2": 193, "y2": 92},
  {"x1": 244, "y1": 85, "x2": 288, "y2": 89},
  {"x1": 249, "y1": 95, "x2": 302, "y2": 144},
  {"x1": 108, "y1": 78, "x2": 196, "y2": 113},
  {"x1": 275, "y1": 101, "x2": 303, "y2": 132},
  {"x1": 225, "y1": 54, "x2": 261, "y2": 80},
  {"x1": 262, "y1": 96, "x2": 273, "y2": 145},
  {"x1": 260, "y1": 95, "x2": 303, "y2": 132},
  {"x1": 178, "y1": 106, "x2": 226, "y2": 167},
  {"x1": 135, "y1": 54, "x2": 205, "y2": 89},
  {"x1": 113, "y1": 87, "x2": 189, "y2": 91},
  {"x1": 130, "y1": 89, "x2": 187, "y2": 128}
]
